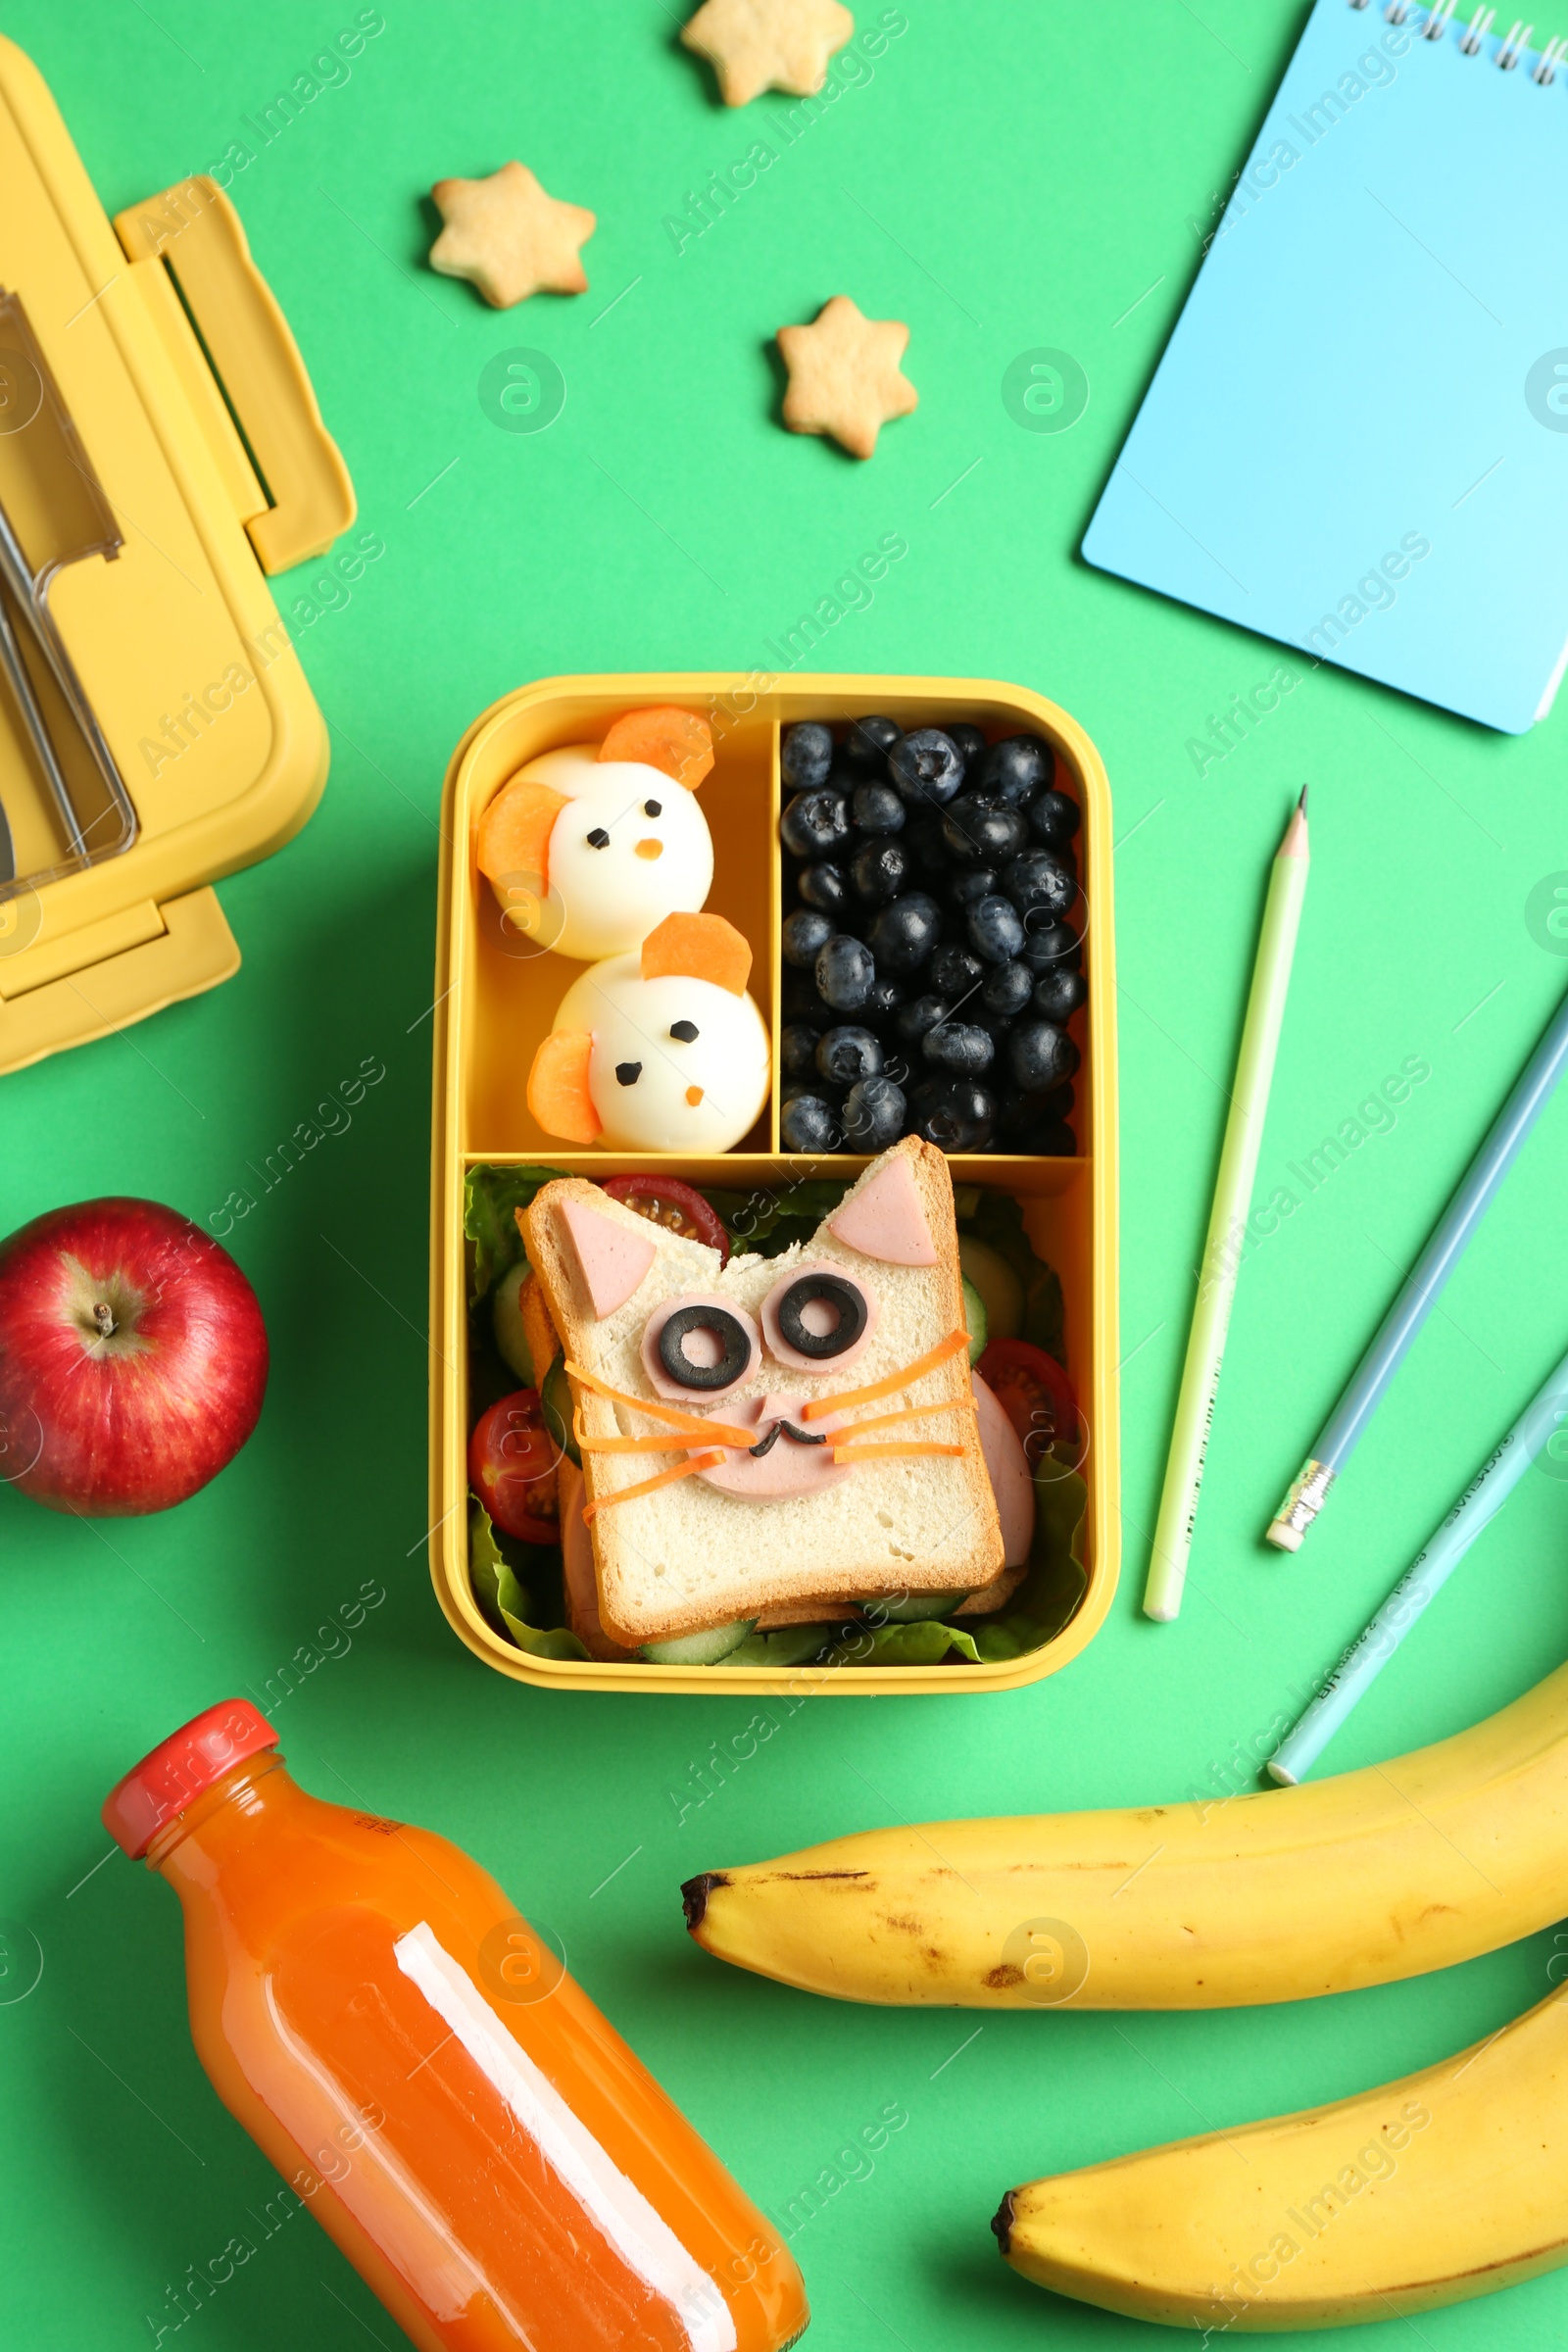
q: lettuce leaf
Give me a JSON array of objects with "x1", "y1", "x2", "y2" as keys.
[
  {"x1": 957, "y1": 1188, "x2": 1066, "y2": 1364},
  {"x1": 469, "y1": 1505, "x2": 588, "y2": 1660},
  {"x1": 968, "y1": 1454, "x2": 1089, "y2": 1662},
  {"x1": 465, "y1": 1164, "x2": 571, "y2": 1304},
  {"x1": 702, "y1": 1179, "x2": 853, "y2": 1258},
  {"x1": 825, "y1": 1619, "x2": 983, "y2": 1668}
]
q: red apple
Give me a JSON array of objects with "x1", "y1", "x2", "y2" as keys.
[{"x1": 0, "y1": 1198, "x2": 268, "y2": 1516}]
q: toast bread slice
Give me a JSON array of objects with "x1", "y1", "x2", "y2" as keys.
[{"x1": 524, "y1": 1137, "x2": 1004, "y2": 1643}]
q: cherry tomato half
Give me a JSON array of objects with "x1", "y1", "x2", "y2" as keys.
[
  {"x1": 975, "y1": 1338, "x2": 1077, "y2": 1469},
  {"x1": 600, "y1": 1173, "x2": 729, "y2": 1263},
  {"x1": 469, "y1": 1389, "x2": 561, "y2": 1544}
]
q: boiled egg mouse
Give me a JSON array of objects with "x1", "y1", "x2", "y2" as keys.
[
  {"x1": 475, "y1": 705, "x2": 714, "y2": 963},
  {"x1": 527, "y1": 912, "x2": 770, "y2": 1152}
]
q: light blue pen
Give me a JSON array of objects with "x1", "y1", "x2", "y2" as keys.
[
  {"x1": 1268, "y1": 1346, "x2": 1568, "y2": 1785},
  {"x1": 1267, "y1": 980, "x2": 1568, "y2": 1553}
]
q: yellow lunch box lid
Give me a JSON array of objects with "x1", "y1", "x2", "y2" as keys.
[{"x1": 0, "y1": 36, "x2": 354, "y2": 1075}]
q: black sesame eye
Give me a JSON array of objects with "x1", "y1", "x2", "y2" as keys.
[
  {"x1": 614, "y1": 1061, "x2": 642, "y2": 1086},
  {"x1": 775, "y1": 1272, "x2": 869, "y2": 1359},
  {"x1": 669, "y1": 1019, "x2": 699, "y2": 1043},
  {"x1": 587, "y1": 827, "x2": 611, "y2": 849},
  {"x1": 644, "y1": 799, "x2": 662, "y2": 817}
]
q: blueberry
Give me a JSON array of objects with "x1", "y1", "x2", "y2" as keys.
[
  {"x1": 967, "y1": 894, "x2": 1026, "y2": 963},
  {"x1": 780, "y1": 1093, "x2": 845, "y2": 1153},
  {"x1": 948, "y1": 723, "x2": 987, "y2": 776},
  {"x1": 1000, "y1": 1082, "x2": 1074, "y2": 1142},
  {"x1": 980, "y1": 734, "x2": 1054, "y2": 808},
  {"x1": 947, "y1": 865, "x2": 999, "y2": 911},
  {"x1": 974, "y1": 1011, "x2": 1018, "y2": 1048},
  {"x1": 815, "y1": 933, "x2": 876, "y2": 1012},
  {"x1": 782, "y1": 906, "x2": 834, "y2": 967},
  {"x1": 902, "y1": 813, "x2": 952, "y2": 877},
  {"x1": 780, "y1": 787, "x2": 850, "y2": 859},
  {"x1": 1007, "y1": 1021, "x2": 1080, "y2": 1094},
  {"x1": 817, "y1": 1025, "x2": 884, "y2": 1086},
  {"x1": 1004, "y1": 848, "x2": 1076, "y2": 927},
  {"x1": 941, "y1": 799, "x2": 1027, "y2": 865},
  {"x1": 865, "y1": 976, "x2": 906, "y2": 1023},
  {"x1": 923, "y1": 1021, "x2": 994, "y2": 1078},
  {"x1": 888, "y1": 728, "x2": 965, "y2": 808},
  {"x1": 798, "y1": 860, "x2": 849, "y2": 914},
  {"x1": 1018, "y1": 918, "x2": 1081, "y2": 975},
  {"x1": 780, "y1": 721, "x2": 834, "y2": 791},
  {"x1": 866, "y1": 892, "x2": 942, "y2": 975},
  {"x1": 1032, "y1": 966, "x2": 1087, "y2": 1023},
  {"x1": 780, "y1": 1021, "x2": 822, "y2": 1079},
  {"x1": 1028, "y1": 788, "x2": 1081, "y2": 848},
  {"x1": 894, "y1": 992, "x2": 950, "y2": 1044},
  {"x1": 907, "y1": 1078, "x2": 997, "y2": 1153},
  {"x1": 781, "y1": 967, "x2": 825, "y2": 1023},
  {"x1": 852, "y1": 779, "x2": 906, "y2": 837},
  {"x1": 843, "y1": 1075, "x2": 906, "y2": 1149},
  {"x1": 850, "y1": 839, "x2": 910, "y2": 905},
  {"x1": 842, "y1": 714, "x2": 902, "y2": 774},
  {"x1": 930, "y1": 942, "x2": 983, "y2": 1001},
  {"x1": 982, "y1": 959, "x2": 1035, "y2": 1018}
]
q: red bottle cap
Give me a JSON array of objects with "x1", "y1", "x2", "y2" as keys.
[{"x1": 102, "y1": 1699, "x2": 278, "y2": 1858}]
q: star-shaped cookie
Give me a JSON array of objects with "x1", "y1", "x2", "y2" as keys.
[
  {"x1": 428, "y1": 162, "x2": 595, "y2": 309},
  {"x1": 681, "y1": 0, "x2": 855, "y2": 107},
  {"x1": 777, "y1": 295, "x2": 917, "y2": 461}
]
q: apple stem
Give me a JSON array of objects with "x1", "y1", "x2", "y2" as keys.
[{"x1": 92, "y1": 1301, "x2": 115, "y2": 1340}]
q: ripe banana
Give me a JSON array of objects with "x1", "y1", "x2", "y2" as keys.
[
  {"x1": 996, "y1": 1979, "x2": 1568, "y2": 2328},
  {"x1": 682, "y1": 1659, "x2": 1568, "y2": 2008}
]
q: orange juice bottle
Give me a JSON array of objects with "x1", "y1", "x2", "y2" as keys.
[{"x1": 104, "y1": 1701, "x2": 808, "y2": 2352}]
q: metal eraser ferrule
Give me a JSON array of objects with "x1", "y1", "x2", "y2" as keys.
[{"x1": 1266, "y1": 1457, "x2": 1335, "y2": 1551}]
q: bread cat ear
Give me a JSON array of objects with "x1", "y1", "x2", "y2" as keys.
[
  {"x1": 476, "y1": 778, "x2": 567, "y2": 897},
  {"x1": 597, "y1": 706, "x2": 713, "y2": 789},
  {"x1": 527, "y1": 1030, "x2": 601, "y2": 1144},
  {"x1": 829, "y1": 1149, "x2": 938, "y2": 1265},
  {"x1": 559, "y1": 1198, "x2": 658, "y2": 1318},
  {"x1": 641, "y1": 911, "x2": 751, "y2": 995}
]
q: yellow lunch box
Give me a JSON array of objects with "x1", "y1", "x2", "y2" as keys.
[
  {"x1": 0, "y1": 37, "x2": 353, "y2": 1074},
  {"x1": 428, "y1": 673, "x2": 1120, "y2": 1695}
]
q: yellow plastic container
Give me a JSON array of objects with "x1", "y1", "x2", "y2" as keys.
[
  {"x1": 0, "y1": 38, "x2": 354, "y2": 1073},
  {"x1": 428, "y1": 674, "x2": 1119, "y2": 1694}
]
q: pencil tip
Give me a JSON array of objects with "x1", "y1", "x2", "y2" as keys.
[{"x1": 1297, "y1": 785, "x2": 1308, "y2": 814}]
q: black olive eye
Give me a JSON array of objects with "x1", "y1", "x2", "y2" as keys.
[
  {"x1": 615, "y1": 1061, "x2": 642, "y2": 1086},
  {"x1": 669, "y1": 1019, "x2": 699, "y2": 1043},
  {"x1": 587, "y1": 827, "x2": 611, "y2": 849},
  {"x1": 658, "y1": 1304, "x2": 753, "y2": 1390},
  {"x1": 644, "y1": 799, "x2": 662, "y2": 817},
  {"x1": 775, "y1": 1272, "x2": 868, "y2": 1359}
]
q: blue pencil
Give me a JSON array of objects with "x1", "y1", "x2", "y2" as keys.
[
  {"x1": 1268, "y1": 1342, "x2": 1568, "y2": 1784},
  {"x1": 1267, "y1": 978, "x2": 1568, "y2": 1552}
]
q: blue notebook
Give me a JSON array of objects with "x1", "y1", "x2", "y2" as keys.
[{"x1": 1083, "y1": 0, "x2": 1568, "y2": 735}]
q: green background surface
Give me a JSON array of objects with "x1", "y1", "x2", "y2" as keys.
[{"x1": 4, "y1": 2, "x2": 1568, "y2": 2345}]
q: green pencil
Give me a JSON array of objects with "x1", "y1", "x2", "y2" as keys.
[{"x1": 1143, "y1": 790, "x2": 1310, "y2": 1622}]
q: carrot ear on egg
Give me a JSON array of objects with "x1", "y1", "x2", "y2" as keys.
[
  {"x1": 640, "y1": 912, "x2": 752, "y2": 996},
  {"x1": 597, "y1": 706, "x2": 714, "y2": 790},
  {"x1": 527, "y1": 1029, "x2": 602, "y2": 1145},
  {"x1": 476, "y1": 779, "x2": 566, "y2": 905}
]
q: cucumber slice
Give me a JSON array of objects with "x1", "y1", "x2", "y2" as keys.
[
  {"x1": 961, "y1": 1275, "x2": 987, "y2": 1365},
  {"x1": 958, "y1": 1236, "x2": 1024, "y2": 1344},
  {"x1": 492, "y1": 1260, "x2": 535, "y2": 1383},
  {"x1": 539, "y1": 1351, "x2": 579, "y2": 1466},
  {"x1": 854, "y1": 1592, "x2": 969, "y2": 1623},
  {"x1": 640, "y1": 1619, "x2": 758, "y2": 1665}
]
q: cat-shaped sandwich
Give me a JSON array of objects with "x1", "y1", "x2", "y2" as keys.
[{"x1": 525, "y1": 1137, "x2": 1006, "y2": 1646}]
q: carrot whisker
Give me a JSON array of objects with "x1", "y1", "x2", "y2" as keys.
[
  {"x1": 582, "y1": 1451, "x2": 726, "y2": 1519},
  {"x1": 803, "y1": 1329, "x2": 970, "y2": 1421}
]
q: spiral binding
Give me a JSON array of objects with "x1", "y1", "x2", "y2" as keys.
[{"x1": 1369, "y1": 0, "x2": 1564, "y2": 75}]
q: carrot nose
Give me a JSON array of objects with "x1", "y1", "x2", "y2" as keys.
[
  {"x1": 635, "y1": 838, "x2": 663, "y2": 860},
  {"x1": 686, "y1": 1086, "x2": 704, "y2": 1107}
]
